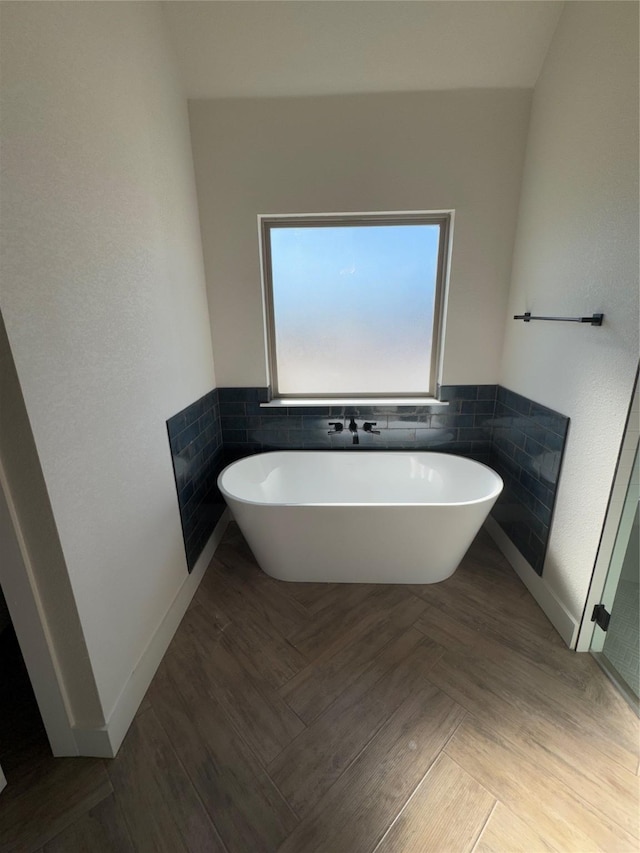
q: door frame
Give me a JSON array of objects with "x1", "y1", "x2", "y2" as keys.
[{"x1": 0, "y1": 460, "x2": 78, "y2": 755}]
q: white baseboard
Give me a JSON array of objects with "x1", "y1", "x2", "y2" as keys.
[
  {"x1": 73, "y1": 510, "x2": 230, "y2": 758},
  {"x1": 72, "y1": 724, "x2": 114, "y2": 758},
  {"x1": 484, "y1": 517, "x2": 579, "y2": 648}
]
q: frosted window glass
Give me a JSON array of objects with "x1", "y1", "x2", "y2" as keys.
[{"x1": 268, "y1": 223, "x2": 441, "y2": 395}]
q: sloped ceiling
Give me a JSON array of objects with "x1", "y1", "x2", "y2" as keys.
[{"x1": 163, "y1": 0, "x2": 563, "y2": 98}]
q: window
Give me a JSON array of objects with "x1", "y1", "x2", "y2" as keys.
[{"x1": 260, "y1": 213, "x2": 450, "y2": 399}]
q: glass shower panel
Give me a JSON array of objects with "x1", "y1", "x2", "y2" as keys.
[{"x1": 600, "y1": 446, "x2": 639, "y2": 701}]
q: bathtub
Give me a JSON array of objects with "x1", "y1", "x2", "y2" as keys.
[{"x1": 218, "y1": 451, "x2": 503, "y2": 584}]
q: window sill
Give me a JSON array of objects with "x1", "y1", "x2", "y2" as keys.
[{"x1": 260, "y1": 397, "x2": 449, "y2": 408}]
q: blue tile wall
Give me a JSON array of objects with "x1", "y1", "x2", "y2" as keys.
[
  {"x1": 219, "y1": 385, "x2": 496, "y2": 464},
  {"x1": 165, "y1": 386, "x2": 566, "y2": 578},
  {"x1": 490, "y1": 387, "x2": 569, "y2": 576},
  {"x1": 167, "y1": 389, "x2": 225, "y2": 572},
  {"x1": 216, "y1": 384, "x2": 569, "y2": 578}
]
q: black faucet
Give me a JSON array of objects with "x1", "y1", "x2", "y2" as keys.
[
  {"x1": 348, "y1": 417, "x2": 359, "y2": 445},
  {"x1": 328, "y1": 418, "x2": 376, "y2": 444}
]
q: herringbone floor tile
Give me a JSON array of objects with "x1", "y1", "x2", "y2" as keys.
[{"x1": 1, "y1": 523, "x2": 638, "y2": 852}]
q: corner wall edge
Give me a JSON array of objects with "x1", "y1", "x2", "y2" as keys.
[{"x1": 74, "y1": 509, "x2": 231, "y2": 758}]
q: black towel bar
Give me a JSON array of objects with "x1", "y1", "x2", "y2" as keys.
[{"x1": 513, "y1": 312, "x2": 604, "y2": 326}]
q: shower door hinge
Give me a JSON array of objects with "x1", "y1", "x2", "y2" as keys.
[{"x1": 591, "y1": 604, "x2": 611, "y2": 632}]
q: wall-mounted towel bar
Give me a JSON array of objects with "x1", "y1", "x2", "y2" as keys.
[{"x1": 513, "y1": 312, "x2": 604, "y2": 326}]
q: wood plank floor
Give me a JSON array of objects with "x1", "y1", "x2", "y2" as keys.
[{"x1": 1, "y1": 523, "x2": 638, "y2": 852}]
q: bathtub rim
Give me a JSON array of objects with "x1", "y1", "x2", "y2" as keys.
[{"x1": 217, "y1": 450, "x2": 503, "y2": 509}]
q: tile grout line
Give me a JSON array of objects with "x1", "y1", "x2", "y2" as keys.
[
  {"x1": 452, "y1": 650, "x2": 640, "y2": 795},
  {"x1": 275, "y1": 653, "x2": 314, "y2": 693},
  {"x1": 183, "y1": 648, "x2": 305, "y2": 776},
  {"x1": 469, "y1": 799, "x2": 499, "y2": 853},
  {"x1": 546, "y1": 766, "x2": 640, "y2": 843},
  {"x1": 210, "y1": 563, "x2": 314, "y2": 651},
  {"x1": 105, "y1": 759, "x2": 161, "y2": 853},
  {"x1": 440, "y1": 737, "x2": 508, "y2": 827},
  {"x1": 147, "y1": 705, "x2": 233, "y2": 853},
  {"x1": 284, "y1": 663, "x2": 443, "y2": 821},
  {"x1": 185, "y1": 607, "x2": 310, "y2": 763},
  {"x1": 28, "y1": 777, "x2": 115, "y2": 853},
  {"x1": 277, "y1": 594, "x2": 428, "y2": 711},
  {"x1": 368, "y1": 756, "x2": 446, "y2": 853},
  {"x1": 368, "y1": 709, "x2": 469, "y2": 853},
  {"x1": 423, "y1": 624, "x2": 639, "y2": 781},
  {"x1": 413, "y1": 609, "x2": 585, "y2": 694},
  {"x1": 260, "y1": 772, "x2": 303, "y2": 826},
  {"x1": 139, "y1": 692, "x2": 234, "y2": 853},
  {"x1": 159, "y1": 639, "x2": 308, "y2": 840},
  {"x1": 268, "y1": 623, "x2": 440, "y2": 774},
  {"x1": 443, "y1": 715, "x2": 640, "y2": 847}
]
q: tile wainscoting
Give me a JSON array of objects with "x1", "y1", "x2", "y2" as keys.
[
  {"x1": 167, "y1": 385, "x2": 568, "y2": 578},
  {"x1": 219, "y1": 385, "x2": 496, "y2": 464},
  {"x1": 167, "y1": 390, "x2": 225, "y2": 571},
  {"x1": 490, "y1": 387, "x2": 569, "y2": 575}
]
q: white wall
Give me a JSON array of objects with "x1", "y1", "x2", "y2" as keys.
[
  {"x1": 0, "y1": 2, "x2": 215, "y2": 726},
  {"x1": 499, "y1": 2, "x2": 639, "y2": 622},
  {"x1": 189, "y1": 90, "x2": 531, "y2": 387}
]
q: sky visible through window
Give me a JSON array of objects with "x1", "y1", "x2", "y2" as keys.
[{"x1": 269, "y1": 223, "x2": 441, "y2": 395}]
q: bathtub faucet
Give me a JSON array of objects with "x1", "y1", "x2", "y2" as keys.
[
  {"x1": 327, "y1": 421, "x2": 343, "y2": 435},
  {"x1": 363, "y1": 421, "x2": 380, "y2": 435},
  {"x1": 348, "y1": 417, "x2": 360, "y2": 445}
]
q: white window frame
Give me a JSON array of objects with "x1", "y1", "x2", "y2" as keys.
[{"x1": 259, "y1": 211, "x2": 452, "y2": 401}]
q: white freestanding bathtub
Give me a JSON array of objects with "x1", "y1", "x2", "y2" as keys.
[{"x1": 218, "y1": 451, "x2": 503, "y2": 584}]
